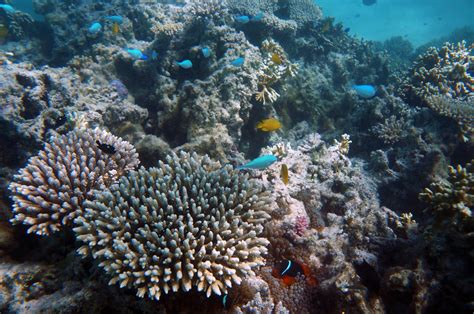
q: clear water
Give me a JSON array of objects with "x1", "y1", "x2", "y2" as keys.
[{"x1": 317, "y1": 0, "x2": 474, "y2": 46}]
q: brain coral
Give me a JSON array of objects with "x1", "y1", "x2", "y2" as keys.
[
  {"x1": 9, "y1": 128, "x2": 139, "y2": 235},
  {"x1": 74, "y1": 152, "x2": 271, "y2": 301}
]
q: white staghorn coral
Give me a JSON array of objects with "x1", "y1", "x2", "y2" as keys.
[
  {"x1": 9, "y1": 128, "x2": 139, "y2": 235},
  {"x1": 74, "y1": 151, "x2": 271, "y2": 301}
]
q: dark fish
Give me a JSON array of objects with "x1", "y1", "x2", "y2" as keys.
[
  {"x1": 362, "y1": 0, "x2": 376, "y2": 6},
  {"x1": 355, "y1": 13, "x2": 361, "y2": 18},
  {"x1": 271, "y1": 259, "x2": 317, "y2": 286},
  {"x1": 96, "y1": 140, "x2": 116, "y2": 154},
  {"x1": 344, "y1": 27, "x2": 350, "y2": 33}
]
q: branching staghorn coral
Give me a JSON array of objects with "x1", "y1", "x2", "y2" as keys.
[
  {"x1": 371, "y1": 115, "x2": 412, "y2": 145},
  {"x1": 400, "y1": 42, "x2": 473, "y2": 141},
  {"x1": 9, "y1": 128, "x2": 139, "y2": 235},
  {"x1": 419, "y1": 159, "x2": 473, "y2": 231},
  {"x1": 255, "y1": 39, "x2": 298, "y2": 104},
  {"x1": 402, "y1": 41, "x2": 474, "y2": 102},
  {"x1": 74, "y1": 151, "x2": 271, "y2": 301}
]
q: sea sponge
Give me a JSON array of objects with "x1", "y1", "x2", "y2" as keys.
[
  {"x1": 9, "y1": 128, "x2": 139, "y2": 235},
  {"x1": 74, "y1": 152, "x2": 271, "y2": 301}
]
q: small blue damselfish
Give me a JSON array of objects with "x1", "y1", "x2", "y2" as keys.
[
  {"x1": 88, "y1": 22, "x2": 102, "y2": 34},
  {"x1": 231, "y1": 57, "x2": 245, "y2": 67},
  {"x1": 352, "y1": 84, "x2": 376, "y2": 99},
  {"x1": 177, "y1": 59, "x2": 193, "y2": 69}
]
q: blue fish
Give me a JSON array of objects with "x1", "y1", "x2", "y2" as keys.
[
  {"x1": 88, "y1": 22, "x2": 102, "y2": 34},
  {"x1": 126, "y1": 48, "x2": 148, "y2": 60},
  {"x1": 235, "y1": 15, "x2": 250, "y2": 24},
  {"x1": 105, "y1": 15, "x2": 124, "y2": 24},
  {"x1": 236, "y1": 155, "x2": 278, "y2": 170},
  {"x1": 0, "y1": 4, "x2": 14, "y2": 13},
  {"x1": 201, "y1": 47, "x2": 211, "y2": 58},
  {"x1": 352, "y1": 84, "x2": 376, "y2": 98},
  {"x1": 231, "y1": 57, "x2": 245, "y2": 67},
  {"x1": 151, "y1": 50, "x2": 158, "y2": 60},
  {"x1": 252, "y1": 12, "x2": 264, "y2": 21},
  {"x1": 177, "y1": 59, "x2": 193, "y2": 69}
]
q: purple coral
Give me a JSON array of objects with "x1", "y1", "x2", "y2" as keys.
[
  {"x1": 110, "y1": 79, "x2": 128, "y2": 99},
  {"x1": 294, "y1": 215, "x2": 309, "y2": 236}
]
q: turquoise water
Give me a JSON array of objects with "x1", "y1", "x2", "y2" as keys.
[{"x1": 317, "y1": 0, "x2": 474, "y2": 46}]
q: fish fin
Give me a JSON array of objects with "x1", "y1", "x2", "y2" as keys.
[
  {"x1": 300, "y1": 264, "x2": 317, "y2": 286},
  {"x1": 271, "y1": 267, "x2": 282, "y2": 278},
  {"x1": 306, "y1": 276, "x2": 318, "y2": 287},
  {"x1": 281, "y1": 276, "x2": 296, "y2": 286}
]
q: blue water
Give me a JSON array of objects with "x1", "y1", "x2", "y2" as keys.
[{"x1": 317, "y1": 0, "x2": 474, "y2": 46}]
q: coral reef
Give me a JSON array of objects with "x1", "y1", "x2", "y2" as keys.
[
  {"x1": 255, "y1": 39, "x2": 298, "y2": 104},
  {"x1": 0, "y1": 0, "x2": 473, "y2": 312},
  {"x1": 420, "y1": 159, "x2": 473, "y2": 231},
  {"x1": 74, "y1": 152, "x2": 271, "y2": 301},
  {"x1": 400, "y1": 41, "x2": 473, "y2": 140},
  {"x1": 9, "y1": 128, "x2": 139, "y2": 235}
]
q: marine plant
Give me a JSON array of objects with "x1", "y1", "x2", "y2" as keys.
[
  {"x1": 255, "y1": 39, "x2": 299, "y2": 104},
  {"x1": 73, "y1": 151, "x2": 271, "y2": 301},
  {"x1": 9, "y1": 128, "x2": 139, "y2": 235}
]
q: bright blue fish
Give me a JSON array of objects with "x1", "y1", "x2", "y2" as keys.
[
  {"x1": 235, "y1": 15, "x2": 250, "y2": 24},
  {"x1": 177, "y1": 59, "x2": 193, "y2": 69},
  {"x1": 352, "y1": 84, "x2": 376, "y2": 99},
  {"x1": 88, "y1": 22, "x2": 102, "y2": 34},
  {"x1": 105, "y1": 15, "x2": 124, "y2": 24},
  {"x1": 236, "y1": 155, "x2": 278, "y2": 170},
  {"x1": 201, "y1": 47, "x2": 211, "y2": 58},
  {"x1": 0, "y1": 4, "x2": 14, "y2": 13},
  {"x1": 252, "y1": 12, "x2": 264, "y2": 21},
  {"x1": 126, "y1": 48, "x2": 148, "y2": 60},
  {"x1": 231, "y1": 57, "x2": 245, "y2": 67}
]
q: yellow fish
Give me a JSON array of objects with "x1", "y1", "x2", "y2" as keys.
[
  {"x1": 271, "y1": 53, "x2": 282, "y2": 65},
  {"x1": 112, "y1": 22, "x2": 120, "y2": 34},
  {"x1": 281, "y1": 164, "x2": 289, "y2": 185},
  {"x1": 256, "y1": 118, "x2": 281, "y2": 132},
  {"x1": 0, "y1": 24, "x2": 8, "y2": 43}
]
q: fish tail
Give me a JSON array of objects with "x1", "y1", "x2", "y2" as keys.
[
  {"x1": 281, "y1": 276, "x2": 296, "y2": 286},
  {"x1": 300, "y1": 263, "x2": 317, "y2": 286}
]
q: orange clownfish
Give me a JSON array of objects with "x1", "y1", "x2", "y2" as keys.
[
  {"x1": 256, "y1": 118, "x2": 281, "y2": 132},
  {"x1": 272, "y1": 259, "x2": 317, "y2": 286}
]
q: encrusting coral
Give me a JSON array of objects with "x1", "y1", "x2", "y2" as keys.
[
  {"x1": 8, "y1": 128, "x2": 139, "y2": 235},
  {"x1": 73, "y1": 151, "x2": 271, "y2": 301}
]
